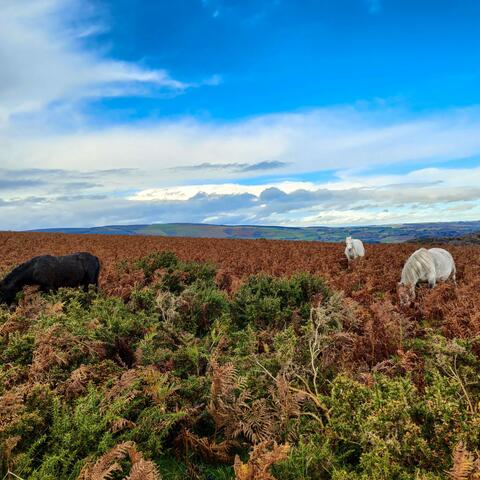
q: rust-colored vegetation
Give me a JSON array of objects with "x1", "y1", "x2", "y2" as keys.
[
  {"x1": 1, "y1": 231, "x2": 480, "y2": 479},
  {"x1": 2, "y1": 232, "x2": 479, "y2": 338}
]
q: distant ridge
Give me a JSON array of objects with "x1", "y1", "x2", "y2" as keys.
[
  {"x1": 418, "y1": 232, "x2": 480, "y2": 245},
  {"x1": 25, "y1": 221, "x2": 480, "y2": 244}
]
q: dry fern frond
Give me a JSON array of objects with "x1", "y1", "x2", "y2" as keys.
[
  {"x1": 125, "y1": 459, "x2": 161, "y2": 480},
  {"x1": 0, "y1": 386, "x2": 28, "y2": 434},
  {"x1": 208, "y1": 359, "x2": 238, "y2": 429},
  {"x1": 396, "y1": 349, "x2": 419, "y2": 373},
  {"x1": 60, "y1": 365, "x2": 94, "y2": 399},
  {"x1": 448, "y1": 442, "x2": 480, "y2": 480},
  {"x1": 228, "y1": 398, "x2": 275, "y2": 444},
  {"x1": 209, "y1": 360, "x2": 276, "y2": 443},
  {"x1": 209, "y1": 359, "x2": 237, "y2": 405},
  {"x1": 78, "y1": 441, "x2": 131, "y2": 480},
  {"x1": 270, "y1": 374, "x2": 305, "y2": 425},
  {"x1": 103, "y1": 369, "x2": 142, "y2": 407},
  {"x1": 78, "y1": 441, "x2": 161, "y2": 480},
  {"x1": 1, "y1": 435, "x2": 21, "y2": 470},
  {"x1": 155, "y1": 290, "x2": 181, "y2": 323},
  {"x1": 44, "y1": 301, "x2": 64, "y2": 317},
  {"x1": 29, "y1": 325, "x2": 107, "y2": 381},
  {"x1": 0, "y1": 319, "x2": 25, "y2": 338},
  {"x1": 14, "y1": 287, "x2": 45, "y2": 319},
  {"x1": 233, "y1": 441, "x2": 289, "y2": 480},
  {"x1": 101, "y1": 366, "x2": 177, "y2": 415},
  {"x1": 110, "y1": 417, "x2": 137, "y2": 434},
  {"x1": 174, "y1": 428, "x2": 237, "y2": 463},
  {"x1": 84, "y1": 340, "x2": 109, "y2": 360},
  {"x1": 58, "y1": 361, "x2": 119, "y2": 400}
]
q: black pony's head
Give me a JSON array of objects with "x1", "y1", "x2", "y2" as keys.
[{"x1": 0, "y1": 280, "x2": 16, "y2": 305}]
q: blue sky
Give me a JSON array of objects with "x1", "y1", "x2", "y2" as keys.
[
  {"x1": 103, "y1": 0, "x2": 480, "y2": 117},
  {"x1": 1, "y1": 0, "x2": 480, "y2": 229}
]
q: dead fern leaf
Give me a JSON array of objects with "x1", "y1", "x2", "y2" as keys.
[
  {"x1": 78, "y1": 441, "x2": 131, "y2": 480},
  {"x1": 270, "y1": 374, "x2": 305, "y2": 425},
  {"x1": 209, "y1": 359, "x2": 237, "y2": 405},
  {"x1": 209, "y1": 360, "x2": 276, "y2": 443},
  {"x1": 1, "y1": 435, "x2": 21, "y2": 470},
  {"x1": 124, "y1": 458, "x2": 161, "y2": 480},
  {"x1": 44, "y1": 301, "x2": 64, "y2": 317},
  {"x1": 233, "y1": 441, "x2": 289, "y2": 480},
  {"x1": 448, "y1": 442, "x2": 480, "y2": 480},
  {"x1": 228, "y1": 398, "x2": 275, "y2": 444},
  {"x1": 0, "y1": 385, "x2": 29, "y2": 434},
  {"x1": 174, "y1": 428, "x2": 237, "y2": 463},
  {"x1": 141, "y1": 367, "x2": 178, "y2": 407},
  {"x1": 29, "y1": 325, "x2": 107, "y2": 381},
  {"x1": 61, "y1": 365, "x2": 94, "y2": 399},
  {"x1": 78, "y1": 441, "x2": 161, "y2": 480},
  {"x1": 103, "y1": 369, "x2": 142, "y2": 407},
  {"x1": 0, "y1": 319, "x2": 25, "y2": 337},
  {"x1": 110, "y1": 417, "x2": 137, "y2": 434}
]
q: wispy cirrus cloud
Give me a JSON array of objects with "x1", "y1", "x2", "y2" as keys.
[
  {"x1": 0, "y1": 179, "x2": 46, "y2": 190},
  {"x1": 1, "y1": 168, "x2": 138, "y2": 179},
  {"x1": 169, "y1": 160, "x2": 288, "y2": 173},
  {"x1": 3, "y1": 105, "x2": 480, "y2": 178},
  {"x1": 0, "y1": 0, "x2": 200, "y2": 124},
  {"x1": 0, "y1": 167, "x2": 137, "y2": 199}
]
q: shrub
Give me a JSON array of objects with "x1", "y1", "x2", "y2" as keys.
[
  {"x1": 135, "y1": 251, "x2": 179, "y2": 282},
  {"x1": 3, "y1": 253, "x2": 480, "y2": 480},
  {"x1": 231, "y1": 273, "x2": 329, "y2": 329},
  {"x1": 159, "y1": 260, "x2": 218, "y2": 294}
]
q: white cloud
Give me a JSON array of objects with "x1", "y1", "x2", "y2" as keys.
[
  {"x1": 0, "y1": 0, "x2": 189, "y2": 123},
  {"x1": 127, "y1": 165, "x2": 480, "y2": 204},
  {"x1": 2, "y1": 100, "x2": 480, "y2": 229},
  {"x1": 128, "y1": 181, "x2": 318, "y2": 201},
  {"x1": 2, "y1": 162, "x2": 480, "y2": 230},
  {"x1": 3, "y1": 105, "x2": 480, "y2": 181}
]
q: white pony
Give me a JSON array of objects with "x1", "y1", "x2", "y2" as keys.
[
  {"x1": 397, "y1": 247, "x2": 456, "y2": 307},
  {"x1": 345, "y1": 237, "x2": 365, "y2": 263}
]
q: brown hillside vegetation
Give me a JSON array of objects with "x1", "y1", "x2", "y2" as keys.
[
  {"x1": 0, "y1": 231, "x2": 479, "y2": 339},
  {"x1": 2, "y1": 231, "x2": 480, "y2": 479}
]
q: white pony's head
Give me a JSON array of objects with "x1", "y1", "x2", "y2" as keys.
[
  {"x1": 345, "y1": 236, "x2": 353, "y2": 254},
  {"x1": 397, "y1": 282, "x2": 415, "y2": 307}
]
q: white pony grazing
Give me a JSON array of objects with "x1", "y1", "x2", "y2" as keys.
[
  {"x1": 345, "y1": 237, "x2": 365, "y2": 263},
  {"x1": 397, "y1": 247, "x2": 456, "y2": 307}
]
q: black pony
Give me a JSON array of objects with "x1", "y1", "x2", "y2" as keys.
[{"x1": 0, "y1": 252, "x2": 100, "y2": 305}]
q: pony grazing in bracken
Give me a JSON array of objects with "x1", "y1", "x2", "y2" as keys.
[
  {"x1": 0, "y1": 252, "x2": 100, "y2": 305},
  {"x1": 345, "y1": 236, "x2": 365, "y2": 263},
  {"x1": 397, "y1": 247, "x2": 456, "y2": 307}
]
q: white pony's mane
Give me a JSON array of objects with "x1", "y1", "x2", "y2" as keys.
[{"x1": 400, "y1": 248, "x2": 433, "y2": 286}]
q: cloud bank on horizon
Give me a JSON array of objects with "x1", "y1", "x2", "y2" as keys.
[{"x1": 1, "y1": 0, "x2": 480, "y2": 230}]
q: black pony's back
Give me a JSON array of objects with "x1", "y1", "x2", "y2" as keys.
[
  {"x1": 1, "y1": 256, "x2": 39, "y2": 285},
  {"x1": 0, "y1": 252, "x2": 100, "y2": 305}
]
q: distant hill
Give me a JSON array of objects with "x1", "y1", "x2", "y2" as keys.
[
  {"x1": 418, "y1": 232, "x2": 480, "y2": 245},
  {"x1": 25, "y1": 220, "x2": 480, "y2": 243}
]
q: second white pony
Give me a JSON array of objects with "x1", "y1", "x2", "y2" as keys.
[
  {"x1": 397, "y1": 247, "x2": 456, "y2": 306},
  {"x1": 345, "y1": 236, "x2": 365, "y2": 263}
]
